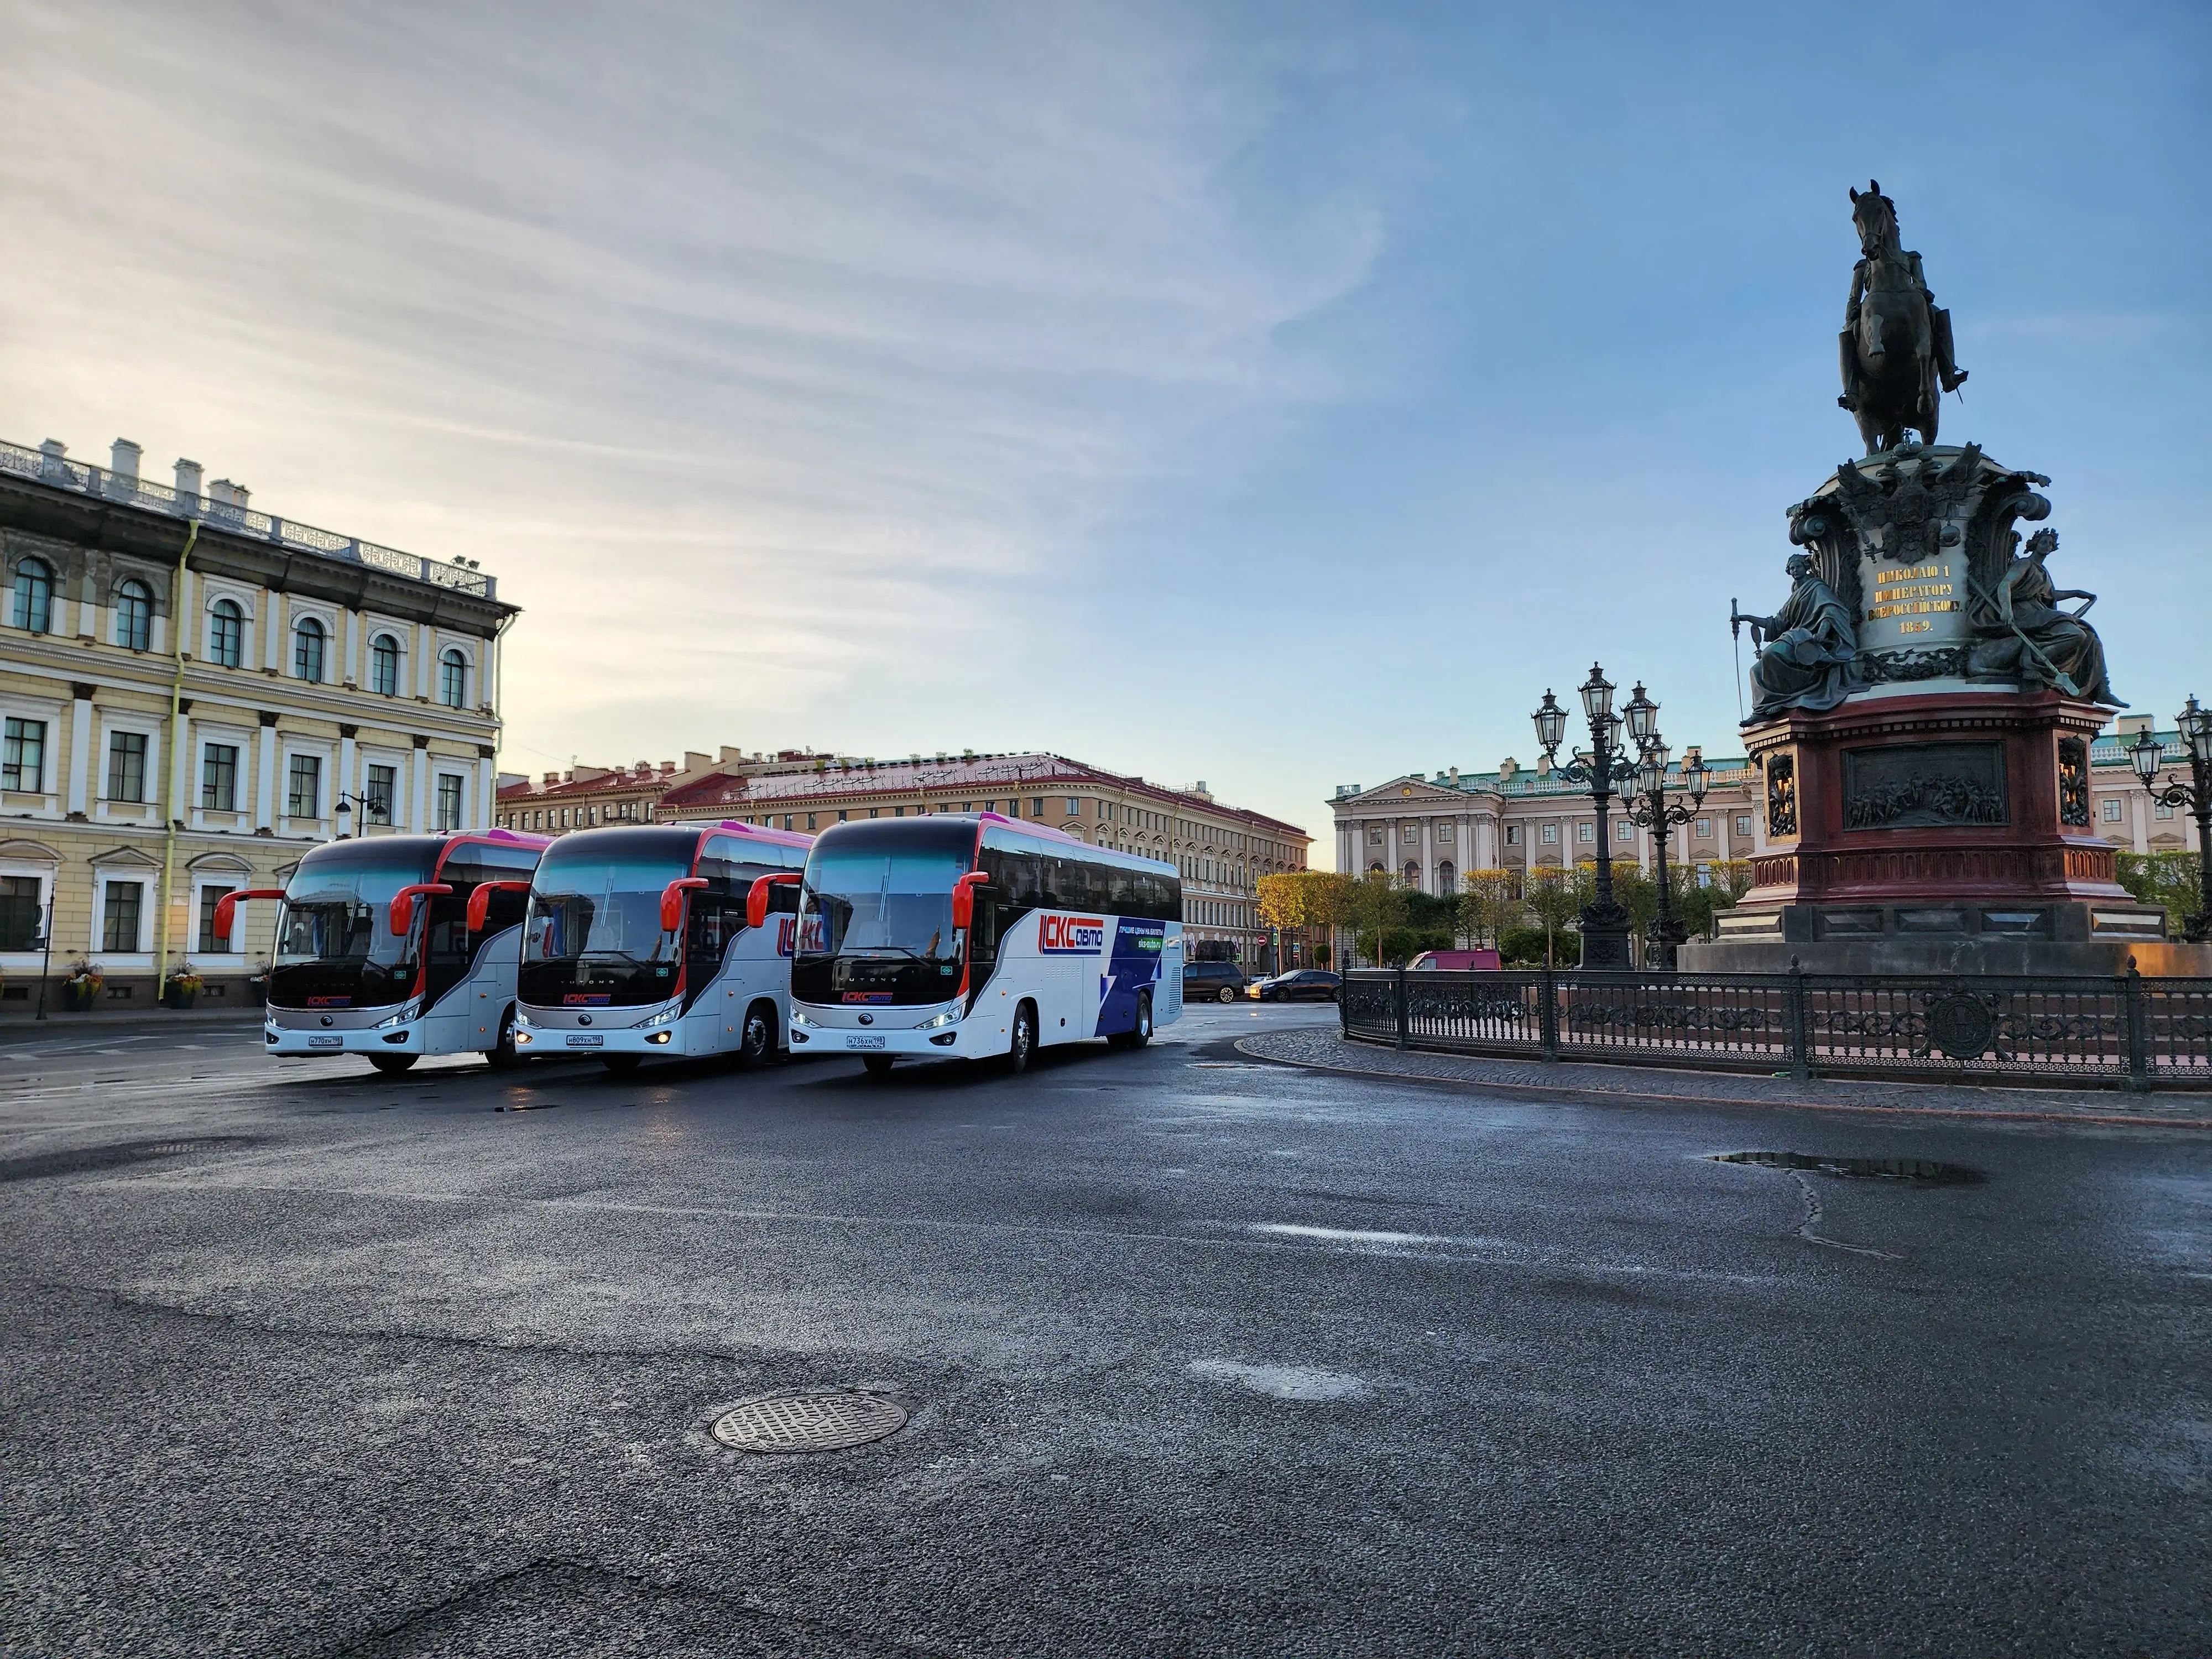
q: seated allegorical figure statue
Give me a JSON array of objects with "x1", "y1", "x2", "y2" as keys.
[
  {"x1": 1966, "y1": 529, "x2": 2120, "y2": 706},
  {"x1": 1733, "y1": 552, "x2": 1861, "y2": 719}
]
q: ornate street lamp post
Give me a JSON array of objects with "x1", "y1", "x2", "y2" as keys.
[
  {"x1": 1623, "y1": 727, "x2": 1709, "y2": 971},
  {"x1": 1532, "y1": 664, "x2": 1639, "y2": 971},
  {"x1": 2128, "y1": 695, "x2": 2212, "y2": 942}
]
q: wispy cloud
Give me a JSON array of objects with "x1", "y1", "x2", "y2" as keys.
[{"x1": 1, "y1": 0, "x2": 1379, "y2": 749}]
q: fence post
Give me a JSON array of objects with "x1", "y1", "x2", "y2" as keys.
[
  {"x1": 1787, "y1": 957, "x2": 1810, "y2": 1082},
  {"x1": 1395, "y1": 964, "x2": 1409, "y2": 1051},
  {"x1": 1540, "y1": 972, "x2": 1559, "y2": 1062},
  {"x1": 2122, "y1": 959, "x2": 2150, "y2": 1092}
]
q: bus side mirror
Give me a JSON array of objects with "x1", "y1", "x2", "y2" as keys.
[
  {"x1": 746, "y1": 872, "x2": 800, "y2": 930},
  {"x1": 466, "y1": 879, "x2": 533, "y2": 933},
  {"x1": 215, "y1": 889, "x2": 286, "y2": 942},
  {"x1": 951, "y1": 871, "x2": 990, "y2": 931},
  {"x1": 661, "y1": 877, "x2": 709, "y2": 933},
  {"x1": 388, "y1": 883, "x2": 454, "y2": 936}
]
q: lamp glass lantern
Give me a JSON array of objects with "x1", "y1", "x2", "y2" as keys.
[
  {"x1": 1579, "y1": 664, "x2": 1615, "y2": 724},
  {"x1": 1533, "y1": 691, "x2": 1568, "y2": 755},
  {"x1": 1687, "y1": 757, "x2": 1710, "y2": 804},
  {"x1": 2129, "y1": 729, "x2": 2164, "y2": 785},
  {"x1": 2179, "y1": 695, "x2": 2211, "y2": 762},
  {"x1": 1637, "y1": 752, "x2": 1665, "y2": 797},
  {"x1": 1623, "y1": 682, "x2": 1659, "y2": 749}
]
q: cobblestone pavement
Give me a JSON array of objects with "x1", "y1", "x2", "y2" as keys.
[{"x1": 1240, "y1": 1025, "x2": 2212, "y2": 1129}]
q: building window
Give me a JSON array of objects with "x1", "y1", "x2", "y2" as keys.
[
  {"x1": 114, "y1": 580, "x2": 153, "y2": 651},
  {"x1": 2101, "y1": 799, "x2": 2124, "y2": 823},
  {"x1": 107, "y1": 731, "x2": 148, "y2": 803},
  {"x1": 286, "y1": 754, "x2": 322, "y2": 819},
  {"x1": 1616, "y1": 820, "x2": 1634, "y2": 841},
  {"x1": 208, "y1": 599, "x2": 244, "y2": 668},
  {"x1": 102, "y1": 879, "x2": 143, "y2": 953},
  {"x1": 1505, "y1": 825, "x2": 1521, "y2": 846},
  {"x1": 3, "y1": 717, "x2": 46, "y2": 792},
  {"x1": 893, "y1": 806, "x2": 904, "y2": 817},
  {"x1": 0, "y1": 873, "x2": 41, "y2": 950},
  {"x1": 197, "y1": 886, "x2": 236, "y2": 953},
  {"x1": 1735, "y1": 814, "x2": 1754, "y2": 837},
  {"x1": 1578, "y1": 823, "x2": 1594, "y2": 843},
  {"x1": 369, "y1": 634, "x2": 400, "y2": 697},
  {"x1": 201, "y1": 743, "x2": 239, "y2": 811},
  {"x1": 1367, "y1": 826, "x2": 1384, "y2": 846},
  {"x1": 1437, "y1": 823, "x2": 1453, "y2": 843},
  {"x1": 12, "y1": 557, "x2": 54, "y2": 633},
  {"x1": 838, "y1": 810, "x2": 849, "y2": 822},
  {"x1": 1399, "y1": 825, "x2": 1415, "y2": 843},
  {"x1": 1031, "y1": 797, "x2": 1046, "y2": 818},
  {"x1": 807, "y1": 813, "x2": 818, "y2": 830},
  {"x1": 1404, "y1": 861, "x2": 1420, "y2": 885},
  {"x1": 434, "y1": 774, "x2": 465, "y2": 831},
  {"x1": 1694, "y1": 817, "x2": 1713, "y2": 838},
  {"x1": 2155, "y1": 801, "x2": 2176, "y2": 820},
  {"x1": 364, "y1": 764, "x2": 397, "y2": 826},
  {"x1": 1540, "y1": 824, "x2": 1558, "y2": 844},
  {"x1": 1437, "y1": 860, "x2": 1455, "y2": 893},
  {"x1": 439, "y1": 649, "x2": 469, "y2": 709},
  {"x1": 293, "y1": 617, "x2": 326, "y2": 682}
]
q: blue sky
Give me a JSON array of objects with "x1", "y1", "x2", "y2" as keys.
[{"x1": 4, "y1": 1, "x2": 2205, "y2": 861}]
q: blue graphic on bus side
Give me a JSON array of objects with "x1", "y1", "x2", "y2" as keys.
[{"x1": 1095, "y1": 919, "x2": 1166, "y2": 1038}]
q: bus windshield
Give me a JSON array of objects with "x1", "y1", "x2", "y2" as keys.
[
  {"x1": 519, "y1": 827, "x2": 695, "y2": 1008},
  {"x1": 268, "y1": 841, "x2": 439, "y2": 1008},
  {"x1": 795, "y1": 821, "x2": 973, "y2": 1005}
]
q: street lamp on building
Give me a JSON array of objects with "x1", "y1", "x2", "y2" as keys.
[
  {"x1": 2128, "y1": 695, "x2": 2212, "y2": 942},
  {"x1": 1531, "y1": 664, "x2": 1639, "y2": 971},
  {"x1": 1622, "y1": 729, "x2": 1709, "y2": 970}
]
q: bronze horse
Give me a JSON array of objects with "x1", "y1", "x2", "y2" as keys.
[{"x1": 1839, "y1": 181, "x2": 1967, "y2": 455}]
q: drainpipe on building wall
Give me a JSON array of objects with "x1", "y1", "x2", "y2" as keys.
[{"x1": 154, "y1": 518, "x2": 200, "y2": 1001}]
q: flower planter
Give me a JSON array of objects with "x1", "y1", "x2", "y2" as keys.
[
  {"x1": 63, "y1": 984, "x2": 99, "y2": 1013},
  {"x1": 164, "y1": 987, "x2": 197, "y2": 1011}
]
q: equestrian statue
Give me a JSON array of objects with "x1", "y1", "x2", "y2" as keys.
[{"x1": 1839, "y1": 181, "x2": 1968, "y2": 455}]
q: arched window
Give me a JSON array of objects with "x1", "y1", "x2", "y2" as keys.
[
  {"x1": 1404, "y1": 861, "x2": 1421, "y2": 886},
  {"x1": 208, "y1": 599, "x2": 243, "y2": 669},
  {"x1": 369, "y1": 634, "x2": 400, "y2": 697},
  {"x1": 293, "y1": 616, "x2": 326, "y2": 683},
  {"x1": 114, "y1": 580, "x2": 153, "y2": 651},
  {"x1": 1437, "y1": 860, "x2": 1455, "y2": 895},
  {"x1": 439, "y1": 648, "x2": 468, "y2": 709},
  {"x1": 1369, "y1": 861, "x2": 1386, "y2": 875},
  {"x1": 12, "y1": 558, "x2": 53, "y2": 633}
]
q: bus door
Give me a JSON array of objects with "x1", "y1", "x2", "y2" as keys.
[{"x1": 426, "y1": 839, "x2": 538, "y2": 1050}]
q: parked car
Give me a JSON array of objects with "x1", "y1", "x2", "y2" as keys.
[
  {"x1": 1407, "y1": 948, "x2": 1502, "y2": 971},
  {"x1": 1182, "y1": 961, "x2": 1249, "y2": 1003},
  {"x1": 1253, "y1": 969, "x2": 1342, "y2": 1003}
]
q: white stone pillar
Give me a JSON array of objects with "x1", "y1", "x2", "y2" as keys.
[
  {"x1": 264, "y1": 594, "x2": 285, "y2": 672},
  {"x1": 255, "y1": 722, "x2": 278, "y2": 831},
  {"x1": 338, "y1": 732, "x2": 358, "y2": 823},
  {"x1": 66, "y1": 691, "x2": 94, "y2": 817},
  {"x1": 476, "y1": 757, "x2": 494, "y2": 830},
  {"x1": 345, "y1": 610, "x2": 361, "y2": 687},
  {"x1": 411, "y1": 746, "x2": 430, "y2": 831},
  {"x1": 2131, "y1": 791, "x2": 2150, "y2": 855},
  {"x1": 171, "y1": 709, "x2": 192, "y2": 820}
]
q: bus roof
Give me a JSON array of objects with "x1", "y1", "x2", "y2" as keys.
[
  {"x1": 807, "y1": 812, "x2": 1173, "y2": 875},
  {"x1": 708, "y1": 818, "x2": 816, "y2": 852}
]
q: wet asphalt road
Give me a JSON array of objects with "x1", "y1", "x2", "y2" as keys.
[{"x1": 2, "y1": 1004, "x2": 2208, "y2": 1657}]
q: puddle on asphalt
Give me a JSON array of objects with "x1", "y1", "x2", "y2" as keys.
[
  {"x1": 1189, "y1": 1359, "x2": 1370, "y2": 1402},
  {"x1": 1710, "y1": 1151, "x2": 1983, "y2": 1186},
  {"x1": 0, "y1": 1136, "x2": 267, "y2": 1183}
]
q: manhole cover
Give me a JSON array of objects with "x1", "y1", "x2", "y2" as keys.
[
  {"x1": 1711, "y1": 1151, "x2": 1981, "y2": 1186},
  {"x1": 708, "y1": 1390, "x2": 908, "y2": 1453}
]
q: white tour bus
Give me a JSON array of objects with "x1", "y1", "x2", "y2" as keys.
[
  {"x1": 514, "y1": 820, "x2": 813, "y2": 1072},
  {"x1": 229, "y1": 828, "x2": 552, "y2": 1074},
  {"x1": 784, "y1": 812, "x2": 1183, "y2": 1074}
]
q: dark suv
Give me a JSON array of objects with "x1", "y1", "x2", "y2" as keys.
[{"x1": 1182, "y1": 961, "x2": 1248, "y2": 1004}]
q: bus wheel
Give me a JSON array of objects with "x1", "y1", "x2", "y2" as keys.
[
  {"x1": 369, "y1": 1053, "x2": 418, "y2": 1075},
  {"x1": 600, "y1": 1053, "x2": 643, "y2": 1073},
  {"x1": 862, "y1": 1054, "x2": 895, "y2": 1076},
  {"x1": 1126, "y1": 993, "x2": 1152, "y2": 1049},
  {"x1": 1004, "y1": 1002, "x2": 1037, "y2": 1075},
  {"x1": 733, "y1": 1001, "x2": 775, "y2": 1070},
  {"x1": 483, "y1": 1006, "x2": 520, "y2": 1070}
]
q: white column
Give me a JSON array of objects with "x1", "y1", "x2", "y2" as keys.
[
  {"x1": 475, "y1": 758, "x2": 494, "y2": 829},
  {"x1": 255, "y1": 725, "x2": 278, "y2": 830},
  {"x1": 66, "y1": 693, "x2": 94, "y2": 816},
  {"x1": 415, "y1": 626, "x2": 433, "y2": 698},
  {"x1": 263, "y1": 594, "x2": 285, "y2": 672},
  {"x1": 411, "y1": 747, "x2": 429, "y2": 831},
  {"x1": 1420, "y1": 815, "x2": 1434, "y2": 891},
  {"x1": 170, "y1": 710, "x2": 192, "y2": 819},
  {"x1": 338, "y1": 733, "x2": 358, "y2": 822},
  {"x1": 345, "y1": 611, "x2": 361, "y2": 687},
  {"x1": 2131, "y1": 791, "x2": 2149, "y2": 855}
]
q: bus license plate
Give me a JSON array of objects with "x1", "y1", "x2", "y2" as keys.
[
  {"x1": 846, "y1": 1034, "x2": 886, "y2": 1050},
  {"x1": 566, "y1": 1033, "x2": 604, "y2": 1048},
  {"x1": 308, "y1": 1035, "x2": 343, "y2": 1050}
]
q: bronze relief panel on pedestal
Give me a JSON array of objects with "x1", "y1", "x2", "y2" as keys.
[{"x1": 1841, "y1": 742, "x2": 2008, "y2": 831}]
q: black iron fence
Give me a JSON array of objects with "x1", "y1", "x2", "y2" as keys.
[{"x1": 1339, "y1": 968, "x2": 2212, "y2": 1091}]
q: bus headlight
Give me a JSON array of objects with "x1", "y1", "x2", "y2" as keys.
[
  {"x1": 373, "y1": 1000, "x2": 422, "y2": 1030},
  {"x1": 514, "y1": 1009, "x2": 534, "y2": 1027},
  {"x1": 790, "y1": 1008, "x2": 817, "y2": 1028},
  {"x1": 916, "y1": 1004, "x2": 962, "y2": 1030},
  {"x1": 639, "y1": 1003, "x2": 681, "y2": 1028}
]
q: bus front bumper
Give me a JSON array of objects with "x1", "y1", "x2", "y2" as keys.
[
  {"x1": 788, "y1": 1003, "x2": 992, "y2": 1060},
  {"x1": 265, "y1": 1018, "x2": 422, "y2": 1057}
]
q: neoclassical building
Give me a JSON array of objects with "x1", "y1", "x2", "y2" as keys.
[
  {"x1": 0, "y1": 435, "x2": 514, "y2": 1009},
  {"x1": 1331, "y1": 716, "x2": 2201, "y2": 895}
]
